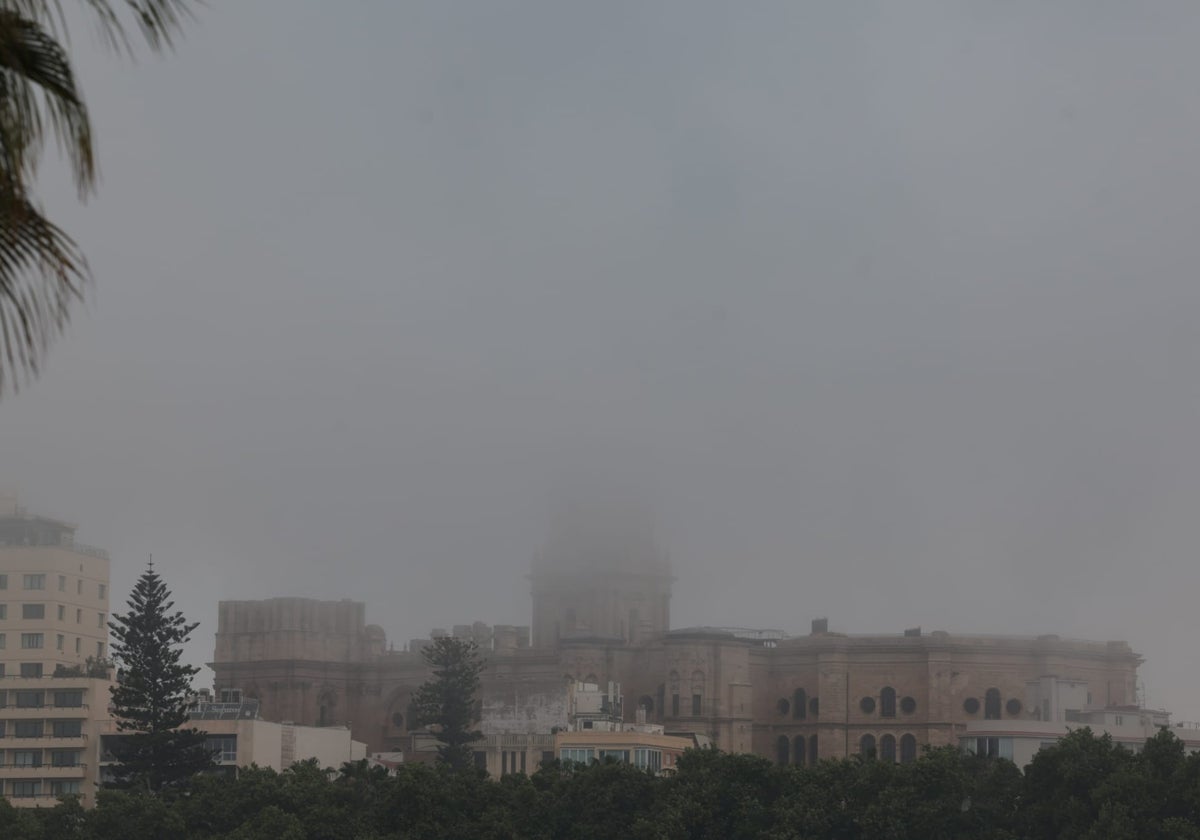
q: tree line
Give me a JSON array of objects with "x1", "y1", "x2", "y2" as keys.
[{"x1": 1, "y1": 727, "x2": 1199, "y2": 839}]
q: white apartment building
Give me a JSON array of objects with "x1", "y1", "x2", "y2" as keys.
[{"x1": 0, "y1": 494, "x2": 115, "y2": 805}]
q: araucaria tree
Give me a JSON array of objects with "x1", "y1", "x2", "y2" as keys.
[
  {"x1": 108, "y1": 561, "x2": 214, "y2": 792},
  {"x1": 413, "y1": 635, "x2": 486, "y2": 770}
]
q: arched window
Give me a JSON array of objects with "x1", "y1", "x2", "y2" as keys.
[
  {"x1": 794, "y1": 735, "x2": 806, "y2": 767},
  {"x1": 809, "y1": 696, "x2": 819, "y2": 717},
  {"x1": 691, "y1": 670, "x2": 705, "y2": 717},
  {"x1": 880, "y1": 686, "x2": 897, "y2": 718},
  {"x1": 985, "y1": 688, "x2": 1002, "y2": 720},
  {"x1": 793, "y1": 688, "x2": 807, "y2": 720},
  {"x1": 776, "y1": 735, "x2": 790, "y2": 766},
  {"x1": 669, "y1": 671, "x2": 681, "y2": 717},
  {"x1": 809, "y1": 734, "x2": 818, "y2": 764},
  {"x1": 777, "y1": 697, "x2": 790, "y2": 715},
  {"x1": 638, "y1": 695, "x2": 654, "y2": 714},
  {"x1": 900, "y1": 734, "x2": 917, "y2": 764},
  {"x1": 860, "y1": 734, "x2": 876, "y2": 758},
  {"x1": 880, "y1": 734, "x2": 896, "y2": 763}
]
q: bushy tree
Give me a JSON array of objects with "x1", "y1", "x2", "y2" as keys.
[
  {"x1": 107, "y1": 561, "x2": 215, "y2": 792},
  {"x1": 412, "y1": 635, "x2": 486, "y2": 771}
]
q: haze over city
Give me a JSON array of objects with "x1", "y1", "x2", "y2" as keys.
[{"x1": 2, "y1": 0, "x2": 1200, "y2": 722}]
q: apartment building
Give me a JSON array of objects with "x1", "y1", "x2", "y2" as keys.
[{"x1": 0, "y1": 494, "x2": 114, "y2": 805}]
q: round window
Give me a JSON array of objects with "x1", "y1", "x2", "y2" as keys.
[
  {"x1": 860, "y1": 696, "x2": 876, "y2": 714},
  {"x1": 963, "y1": 697, "x2": 980, "y2": 715},
  {"x1": 1006, "y1": 698, "x2": 1022, "y2": 716},
  {"x1": 900, "y1": 696, "x2": 916, "y2": 714}
]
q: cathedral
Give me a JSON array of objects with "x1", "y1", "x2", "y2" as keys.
[{"x1": 210, "y1": 503, "x2": 1142, "y2": 763}]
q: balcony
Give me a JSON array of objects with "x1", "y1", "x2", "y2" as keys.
[
  {"x1": 0, "y1": 764, "x2": 87, "y2": 777},
  {"x1": 0, "y1": 703, "x2": 90, "y2": 718}
]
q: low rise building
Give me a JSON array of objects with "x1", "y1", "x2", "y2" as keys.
[
  {"x1": 959, "y1": 676, "x2": 1200, "y2": 766},
  {"x1": 99, "y1": 691, "x2": 367, "y2": 782}
]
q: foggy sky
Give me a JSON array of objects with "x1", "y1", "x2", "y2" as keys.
[{"x1": 3, "y1": 1, "x2": 1200, "y2": 719}]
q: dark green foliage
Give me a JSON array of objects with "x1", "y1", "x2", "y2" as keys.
[
  {"x1": 411, "y1": 635, "x2": 486, "y2": 770},
  {"x1": 106, "y1": 562, "x2": 216, "y2": 792},
  {"x1": 7, "y1": 726, "x2": 1200, "y2": 837}
]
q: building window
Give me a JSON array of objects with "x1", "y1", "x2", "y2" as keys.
[
  {"x1": 0, "y1": 632, "x2": 5, "y2": 649},
  {"x1": 97, "y1": 641, "x2": 104, "y2": 659},
  {"x1": 98, "y1": 613, "x2": 105, "y2": 629},
  {"x1": 205, "y1": 735, "x2": 237, "y2": 762},
  {"x1": 50, "y1": 750, "x2": 80, "y2": 767},
  {"x1": 53, "y1": 690, "x2": 83, "y2": 708},
  {"x1": 793, "y1": 735, "x2": 806, "y2": 767},
  {"x1": 56, "y1": 634, "x2": 64, "y2": 651},
  {"x1": 599, "y1": 749, "x2": 629, "y2": 763},
  {"x1": 0, "y1": 574, "x2": 6, "y2": 589},
  {"x1": 99, "y1": 583, "x2": 106, "y2": 599},
  {"x1": 52, "y1": 720, "x2": 82, "y2": 738},
  {"x1": 809, "y1": 734, "x2": 818, "y2": 763},
  {"x1": 900, "y1": 734, "x2": 918, "y2": 763},
  {"x1": 74, "y1": 637, "x2": 80, "y2": 653},
  {"x1": 809, "y1": 696, "x2": 819, "y2": 717},
  {"x1": 793, "y1": 688, "x2": 807, "y2": 720},
  {"x1": 963, "y1": 697, "x2": 980, "y2": 715},
  {"x1": 20, "y1": 663, "x2": 42, "y2": 678},
  {"x1": 57, "y1": 605, "x2": 65, "y2": 621},
  {"x1": 560, "y1": 748, "x2": 593, "y2": 764},
  {"x1": 14, "y1": 720, "x2": 44, "y2": 738},
  {"x1": 76, "y1": 609, "x2": 81, "y2": 624},
  {"x1": 632, "y1": 748, "x2": 662, "y2": 773},
  {"x1": 880, "y1": 687, "x2": 897, "y2": 718},
  {"x1": 23, "y1": 574, "x2": 44, "y2": 590},
  {"x1": 638, "y1": 695, "x2": 654, "y2": 715},
  {"x1": 969, "y1": 736, "x2": 1013, "y2": 760},
  {"x1": 1006, "y1": 698, "x2": 1022, "y2": 717},
  {"x1": 391, "y1": 712, "x2": 404, "y2": 730},
  {"x1": 20, "y1": 633, "x2": 43, "y2": 649},
  {"x1": 0, "y1": 604, "x2": 6, "y2": 619},
  {"x1": 77, "y1": 580, "x2": 82, "y2": 595},
  {"x1": 671, "y1": 693, "x2": 680, "y2": 717},
  {"x1": 880, "y1": 734, "x2": 897, "y2": 763},
  {"x1": 691, "y1": 670, "x2": 705, "y2": 716},
  {"x1": 985, "y1": 688, "x2": 1002, "y2": 720},
  {"x1": 58, "y1": 575, "x2": 66, "y2": 592},
  {"x1": 692, "y1": 694, "x2": 702, "y2": 716},
  {"x1": 50, "y1": 781, "x2": 80, "y2": 796},
  {"x1": 15, "y1": 690, "x2": 44, "y2": 708},
  {"x1": 12, "y1": 750, "x2": 41, "y2": 767},
  {"x1": 900, "y1": 696, "x2": 916, "y2": 715},
  {"x1": 21, "y1": 604, "x2": 44, "y2": 620},
  {"x1": 861, "y1": 734, "x2": 876, "y2": 758},
  {"x1": 776, "y1": 735, "x2": 790, "y2": 766},
  {"x1": 860, "y1": 696, "x2": 876, "y2": 714},
  {"x1": 11, "y1": 780, "x2": 41, "y2": 797}
]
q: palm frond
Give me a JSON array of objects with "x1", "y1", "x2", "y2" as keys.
[
  {"x1": 0, "y1": 9, "x2": 93, "y2": 196},
  {"x1": 0, "y1": 187, "x2": 87, "y2": 394}
]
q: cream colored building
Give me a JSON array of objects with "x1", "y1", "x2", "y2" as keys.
[
  {"x1": 98, "y1": 692, "x2": 367, "y2": 782},
  {"x1": 0, "y1": 494, "x2": 115, "y2": 805}
]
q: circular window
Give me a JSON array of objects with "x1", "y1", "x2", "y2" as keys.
[
  {"x1": 777, "y1": 697, "x2": 790, "y2": 715},
  {"x1": 1006, "y1": 698, "x2": 1022, "y2": 716},
  {"x1": 900, "y1": 696, "x2": 916, "y2": 714},
  {"x1": 860, "y1": 696, "x2": 876, "y2": 714},
  {"x1": 391, "y1": 712, "x2": 404, "y2": 729},
  {"x1": 963, "y1": 697, "x2": 980, "y2": 715},
  {"x1": 809, "y1": 696, "x2": 819, "y2": 717}
]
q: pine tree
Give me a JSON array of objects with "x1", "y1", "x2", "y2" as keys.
[
  {"x1": 107, "y1": 561, "x2": 215, "y2": 792},
  {"x1": 412, "y1": 635, "x2": 486, "y2": 770}
]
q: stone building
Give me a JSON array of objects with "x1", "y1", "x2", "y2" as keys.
[{"x1": 209, "y1": 508, "x2": 1143, "y2": 765}]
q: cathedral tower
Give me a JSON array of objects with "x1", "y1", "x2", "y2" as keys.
[{"x1": 529, "y1": 492, "x2": 673, "y2": 649}]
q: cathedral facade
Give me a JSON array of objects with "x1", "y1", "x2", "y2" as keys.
[{"x1": 209, "y1": 513, "x2": 1142, "y2": 763}]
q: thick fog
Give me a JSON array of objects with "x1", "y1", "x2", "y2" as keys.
[{"x1": 2, "y1": 1, "x2": 1199, "y2": 719}]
